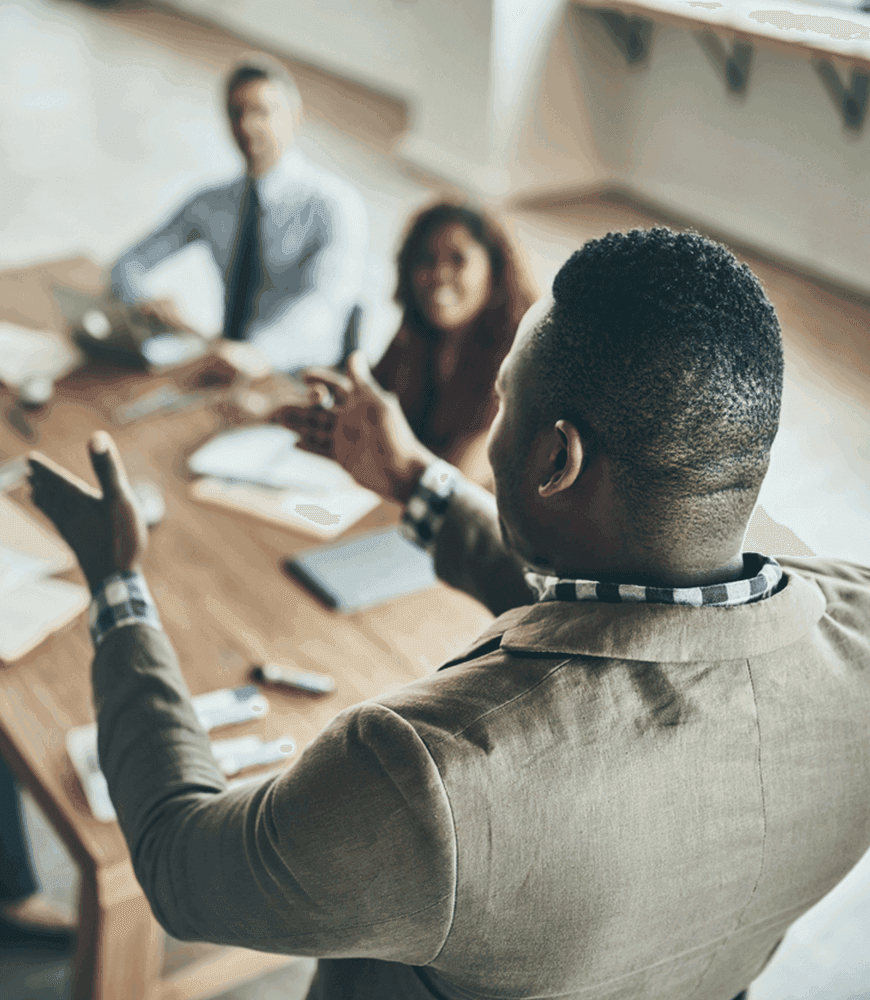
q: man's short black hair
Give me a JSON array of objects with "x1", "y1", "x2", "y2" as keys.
[
  {"x1": 225, "y1": 56, "x2": 301, "y2": 112},
  {"x1": 532, "y1": 228, "x2": 783, "y2": 538}
]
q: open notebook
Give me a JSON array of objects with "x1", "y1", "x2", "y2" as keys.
[
  {"x1": 0, "y1": 495, "x2": 89, "y2": 663},
  {"x1": 188, "y1": 424, "x2": 381, "y2": 540}
]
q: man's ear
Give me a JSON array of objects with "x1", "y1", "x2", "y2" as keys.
[{"x1": 539, "y1": 420, "x2": 584, "y2": 498}]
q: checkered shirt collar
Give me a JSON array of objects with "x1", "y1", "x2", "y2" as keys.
[{"x1": 524, "y1": 553, "x2": 784, "y2": 607}]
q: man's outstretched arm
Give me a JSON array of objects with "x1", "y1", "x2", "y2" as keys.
[
  {"x1": 27, "y1": 435, "x2": 455, "y2": 958},
  {"x1": 271, "y1": 351, "x2": 532, "y2": 617},
  {"x1": 110, "y1": 199, "x2": 205, "y2": 305}
]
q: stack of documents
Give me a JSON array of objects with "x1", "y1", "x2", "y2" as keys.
[
  {"x1": 0, "y1": 495, "x2": 89, "y2": 663},
  {"x1": 188, "y1": 424, "x2": 381, "y2": 539}
]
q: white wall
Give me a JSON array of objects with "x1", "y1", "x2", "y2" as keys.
[
  {"x1": 510, "y1": 7, "x2": 870, "y2": 296},
  {"x1": 168, "y1": 0, "x2": 870, "y2": 294},
  {"x1": 170, "y1": 0, "x2": 499, "y2": 189}
]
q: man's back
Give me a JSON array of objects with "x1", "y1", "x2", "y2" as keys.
[{"x1": 330, "y1": 555, "x2": 870, "y2": 1000}]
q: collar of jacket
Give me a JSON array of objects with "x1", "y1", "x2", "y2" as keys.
[{"x1": 442, "y1": 565, "x2": 827, "y2": 667}]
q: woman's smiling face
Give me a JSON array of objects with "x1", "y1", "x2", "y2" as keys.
[{"x1": 412, "y1": 222, "x2": 494, "y2": 334}]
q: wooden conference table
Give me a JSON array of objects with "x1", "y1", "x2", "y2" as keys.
[{"x1": 0, "y1": 360, "x2": 493, "y2": 1000}]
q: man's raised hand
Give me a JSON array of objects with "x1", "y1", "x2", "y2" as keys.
[
  {"x1": 28, "y1": 432, "x2": 149, "y2": 593},
  {"x1": 270, "y1": 351, "x2": 436, "y2": 506}
]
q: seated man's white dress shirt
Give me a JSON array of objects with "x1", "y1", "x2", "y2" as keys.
[{"x1": 110, "y1": 149, "x2": 368, "y2": 372}]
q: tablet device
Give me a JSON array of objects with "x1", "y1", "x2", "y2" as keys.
[{"x1": 285, "y1": 527, "x2": 436, "y2": 612}]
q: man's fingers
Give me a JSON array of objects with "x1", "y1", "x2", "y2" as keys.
[
  {"x1": 311, "y1": 384, "x2": 335, "y2": 411},
  {"x1": 268, "y1": 403, "x2": 311, "y2": 430},
  {"x1": 297, "y1": 432, "x2": 334, "y2": 459},
  {"x1": 300, "y1": 367, "x2": 353, "y2": 399},
  {"x1": 345, "y1": 350, "x2": 378, "y2": 392},
  {"x1": 27, "y1": 452, "x2": 101, "y2": 501},
  {"x1": 88, "y1": 432, "x2": 132, "y2": 499}
]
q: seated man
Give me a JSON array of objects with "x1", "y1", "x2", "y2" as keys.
[
  {"x1": 110, "y1": 57, "x2": 367, "y2": 373},
  {"x1": 29, "y1": 229, "x2": 870, "y2": 1000}
]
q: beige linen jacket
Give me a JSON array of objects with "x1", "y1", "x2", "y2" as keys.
[{"x1": 93, "y1": 478, "x2": 870, "y2": 1000}]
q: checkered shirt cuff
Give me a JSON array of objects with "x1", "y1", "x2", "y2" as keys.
[
  {"x1": 400, "y1": 460, "x2": 460, "y2": 554},
  {"x1": 89, "y1": 571, "x2": 163, "y2": 647}
]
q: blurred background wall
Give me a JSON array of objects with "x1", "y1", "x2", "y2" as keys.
[{"x1": 165, "y1": 0, "x2": 870, "y2": 294}]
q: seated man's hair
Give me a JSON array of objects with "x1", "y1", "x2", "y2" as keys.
[
  {"x1": 534, "y1": 228, "x2": 783, "y2": 541},
  {"x1": 225, "y1": 55, "x2": 302, "y2": 113}
]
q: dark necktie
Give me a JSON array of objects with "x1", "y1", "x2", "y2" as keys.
[{"x1": 224, "y1": 182, "x2": 262, "y2": 341}]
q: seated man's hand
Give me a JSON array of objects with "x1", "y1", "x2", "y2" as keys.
[
  {"x1": 181, "y1": 341, "x2": 273, "y2": 390},
  {"x1": 137, "y1": 297, "x2": 195, "y2": 334},
  {"x1": 28, "y1": 432, "x2": 148, "y2": 593},
  {"x1": 269, "y1": 351, "x2": 436, "y2": 506}
]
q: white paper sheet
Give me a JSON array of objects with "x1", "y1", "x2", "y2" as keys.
[
  {"x1": 0, "y1": 545, "x2": 56, "y2": 596},
  {"x1": 0, "y1": 496, "x2": 87, "y2": 662},
  {"x1": 188, "y1": 424, "x2": 360, "y2": 493},
  {"x1": 0, "y1": 322, "x2": 81, "y2": 388},
  {"x1": 0, "y1": 495, "x2": 77, "y2": 573},
  {"x1": 136, "y1": 243, "x2": 224, "y2": 339},
  {"x1": 0, "y1": 578, "x2": 89, "y2": 663}
]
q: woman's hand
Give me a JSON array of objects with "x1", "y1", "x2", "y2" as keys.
[
  {"x1": 28, "y1": 432, "x2": 149, "y2": 593},
  {"x1": 269, "y1": 351, "x2": 436, "y2": 506}
]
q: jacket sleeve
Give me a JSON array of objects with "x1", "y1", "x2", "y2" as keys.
[
  {"x1": 93, "y1": 623, "x2": 455, "y2": 962},
  {"x1": 432, "y1": 476, "x2": 533, "y2": 617}
]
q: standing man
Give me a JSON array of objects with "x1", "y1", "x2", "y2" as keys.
[
  {"x1": 110, "y1": 57, "x2": 368, "y2": 372},
  {"x1": 29, "y1": 229, "x2": 870, "y2": 1000}
]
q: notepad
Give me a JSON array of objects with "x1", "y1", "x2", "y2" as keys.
[
  {"x1": 188, "y1": 425, "x2": 381, "y2": 539},
  {"x1": 285, "y1": 527, "x2": 437, "y2": 612},
  {"x1": 0, "y1": 496, "x2": 89, "y2": 663}
]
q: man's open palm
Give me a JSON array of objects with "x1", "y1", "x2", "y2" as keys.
[{"x1": 28, "y1": 432, "x2": 149, "y2": 593}]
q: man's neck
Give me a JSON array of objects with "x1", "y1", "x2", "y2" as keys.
[
  {"x1": 247, "y1": 147, "x2": 300, "y2": 185},
  {"x1": 541, "y1": 549, "x2": 749, "y2": 589}
]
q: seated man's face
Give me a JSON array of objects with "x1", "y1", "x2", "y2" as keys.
[{"x1": 227, "y1": 79, "x2": 295, "y2": 177}]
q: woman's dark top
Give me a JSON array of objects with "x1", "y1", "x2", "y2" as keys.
[{"x1": 373, "y1": 323, "x2": 510, "y2": 454}]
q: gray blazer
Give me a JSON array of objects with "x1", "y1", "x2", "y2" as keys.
[{"x1": 93, "y1": 478, "x2": 870, "y2": 1000}]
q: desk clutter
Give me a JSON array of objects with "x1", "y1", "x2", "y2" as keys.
[
  {"x1": 0, "y1": 495, "x2": 89, "y2": 663},
  {"x1": 187, "y1": 423, "x2": 380, "y2": 539},
  {"x1": 52, "y1": 285, "x2": 209, "y2": 374},
  {"x1": 66, "y1": 685, "x2": 296, "y2": 822}
]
